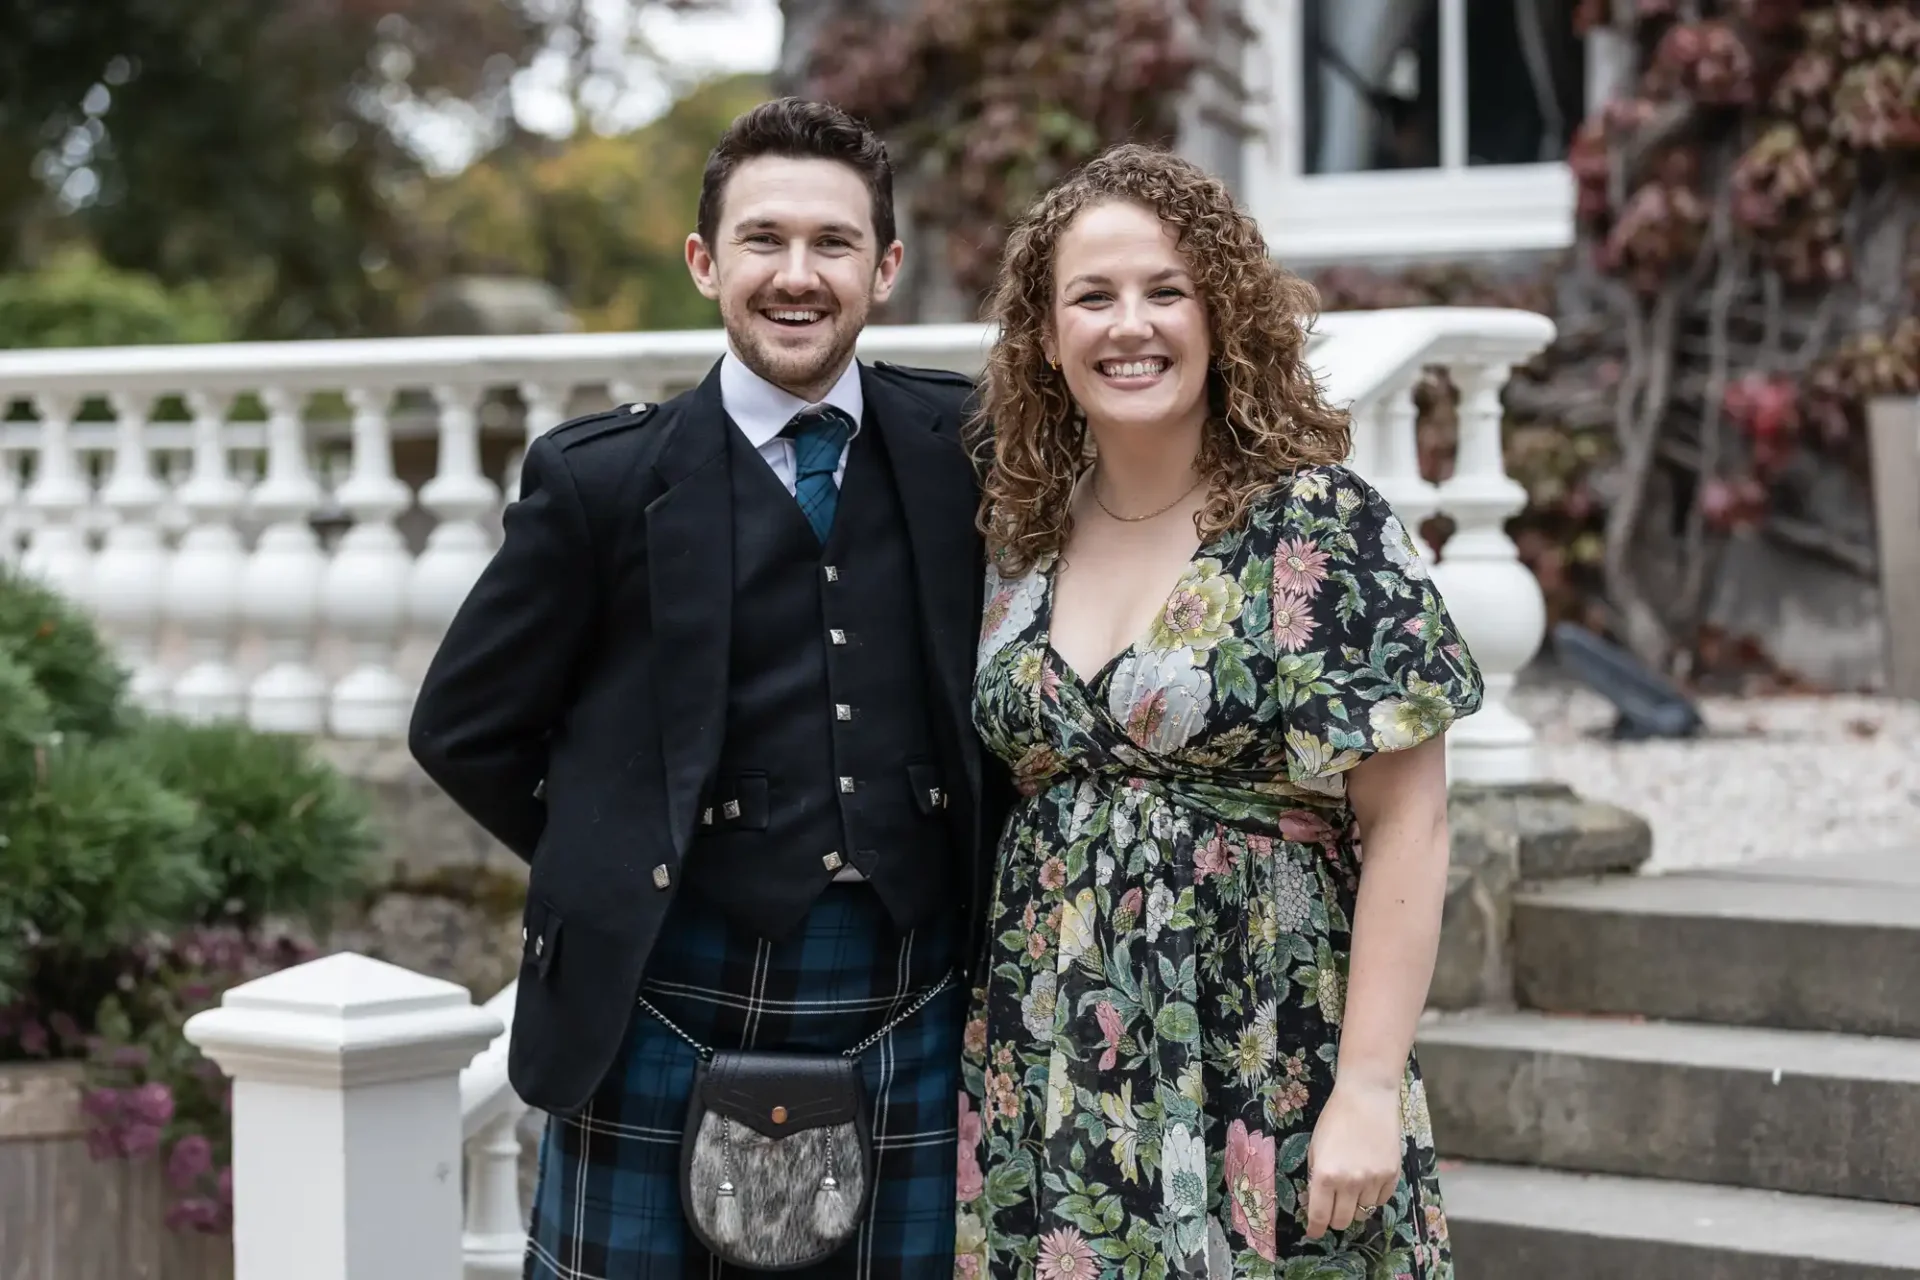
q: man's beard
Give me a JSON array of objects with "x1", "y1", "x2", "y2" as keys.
[{"x1": 724, "y1": 294, "x2": 868, "y2": 398}]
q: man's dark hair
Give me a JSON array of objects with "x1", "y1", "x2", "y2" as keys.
[{"x1": 696, "y1": 97, "x2": 896, "y2": 252}]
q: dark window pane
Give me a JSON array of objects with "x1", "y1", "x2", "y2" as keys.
[
  {"x1": 1467, "y1": 0, "x2": 1587, "y2": 166},
  {"x1": 1301, "y1": 0, "x2": 1442, "y2": 174}
]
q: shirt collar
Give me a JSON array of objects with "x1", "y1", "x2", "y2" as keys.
[{"x1": 719, "y1": 349, "x2": 864, "y2": 450}]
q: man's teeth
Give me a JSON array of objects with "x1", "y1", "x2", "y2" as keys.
[
  {"x1": 768, "y1": 309, "x2": 824, "y2": 323},
  {"x1": 1100, "y1": 359, "x2": 1167, "y2": 378}
]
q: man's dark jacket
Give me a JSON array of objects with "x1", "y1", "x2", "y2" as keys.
[{"x1": 407, "y1": 358, "x2": 1008, "y2": 1116}]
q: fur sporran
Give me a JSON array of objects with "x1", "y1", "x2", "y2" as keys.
[
  {"x1": 680, "y1": 1052, "x2": 873, "y2": 1269},
  {"x1": 637, "y1": 969, "x2": 952, "y2": 1271}
]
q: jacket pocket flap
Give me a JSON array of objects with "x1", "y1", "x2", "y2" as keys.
[{"x1": 701, "y1": 1051, "x2": 862, "y2": 1138}]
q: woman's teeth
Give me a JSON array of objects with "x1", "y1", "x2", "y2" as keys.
[{"x1": 1099, "y1": 359, "x2": 1167, "y2": 378}]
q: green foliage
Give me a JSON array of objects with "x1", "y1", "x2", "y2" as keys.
[
  {"x1": 0, "y1": 735, "x2": 211, "y2": 1002},
  {"x1": 417, "y1": 72, "x2": 769, "y2": 332},
  {"x1": 0, "y1": 565, "x2": 128, "y2": 738},
  {"x1": 803, "y1": 0, "x2": 1208, "y2": 302},
  {"x1": 0, "y1": 644, "x2": 55, "y2": 797},
  {"x1": 128, "y1": 717, "x2": 380, "y2": 931},
  {"x1": 0, "y1": 247, "x2": 231, "y2": 349}
]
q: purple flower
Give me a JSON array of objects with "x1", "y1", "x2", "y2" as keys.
[
  {"x1": 165, "y1": 1197, "x2": 222, "y2": 1233},
  {"x1": 216, "y1": 1165, "x2": 233, "y2": 1205},
  {"x1": 167, "y1": 1135, "x2": 214, "y2": 1191},
  {"x1": 110, "y1": 1045, "x2": 151, "y2": 1070},
  {"x1": 122, "y1": 1122, "x2": 164, "y2": 1159},
  {"x1": 81, "y1": 1087, "x2": 125, "y2": 1123},
  {"x1": 86, "y1": 1128, "x2": 123, "y2": 1160},
  {"x1": 129, "y1": 1081, "x2": 175, "y2": 1126}
]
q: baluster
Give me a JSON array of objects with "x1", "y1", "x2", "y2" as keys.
[
  {"x1": 18, "y1": 391, "x2": 94, "y2": 603},
  {"x1": 167, "y1": 391, "x2": 249, "y2": 721},
  {"x1": 410, "y1": 384, "x2": 499, "y2": 651},
  {"x1": 239, "y1": 387, "x2": 329, "y2": 733},
  {"x1": 461, "y1": 1110, "x2": 528, "y2": 1277},
  {"x1": 511, "y1": 380, "x2": 569, "y2": 501},
  {"x1": 0, "y1": 428, "x2": 19, "y2": 566},
  {"x1": 1363, "y1": 374, "x2": 1443, "y2": 560},
  {"x1": 1429, "y1": 360, "x2": 1546, "y2": 785},
  {"x1": 320, "y1": 386, "x2": 415, "y2": 737},
  {"x1": 92, "y1": 391, "x2": 172, "y2": 708}
]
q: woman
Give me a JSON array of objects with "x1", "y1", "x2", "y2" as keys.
[{"x1": 955, "y1": 144, "x2": 1482, "y2": 1279}]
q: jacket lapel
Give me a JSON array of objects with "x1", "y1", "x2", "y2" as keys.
[
  {"x1": 646, "y1": 362, "x2": 734, "y2": 859},
  {"x1": 863, "y1": 367, "x2": 984, "y2": 805}
]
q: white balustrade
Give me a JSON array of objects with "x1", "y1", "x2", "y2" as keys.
[
  {"x1": 0, "y1": 312, "x2": 1548, "y2": 776},
  {"x1": 458, "y1": 981, "x2": 530, "y2": 1280},
  {"x1": 181, "y1": 952, "x2": 503, "y2": 1280}
]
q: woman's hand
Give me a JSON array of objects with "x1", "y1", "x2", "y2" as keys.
[{"x1": 1303, "y1": 1076, "x2": 1403, "y2": 1239}]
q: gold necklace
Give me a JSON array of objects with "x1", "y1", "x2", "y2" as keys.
[{"x1": 1091, "y1": 471, "x2": 1204, "y2": 523}]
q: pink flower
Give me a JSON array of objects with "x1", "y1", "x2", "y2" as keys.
[
  {"x1": 1036, "y1": 1227, "x2": 1098, "y2": 1280},
  {"x1": 964, "y1": 1017, "x2": 989, "y2": 1057},
  {"x1": 1038, "y1": 857, "x2": 1068, "y2": 891},
  {"x1": 956, "y1": 1258, "x2": 981, "y2": 1280},
  {"x1": 1402, "y1": 616, "x2": 1426, "y2": 637},
  {"x1": 1094, "y1": 1001, "x2": 1125, "y2": 1071},
  {"x1": 1194, "y1": 831, "x2": 1237, "y2": 882},
  {"x1": 1273, "y1": 538, "x2": 1331, "y2": 595},
  {"x1": 1278, "y1": 809, "x2": 1337, "y2": 848},
  {"x1": 955, "y1": 1093, "x2": 985, "y2": 1202},
  {"x1": 1224, "y1": 1119, "x2": 1278, "y2": 1261},
  {"x1": 980, "y1": 589, "x2": 1012, "y2": 640},
  {"x1": 1271, "y1": 589, "x2": 1318, "y2": 652},
  {"x1": 1115, "y1": 887, "x2": 1143, "y2": 929}
]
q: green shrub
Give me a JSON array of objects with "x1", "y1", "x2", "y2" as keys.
[
  {"x1": 128, "y1": 717, "x2": 380, "y2": 931},
  {"x1": 0, "y1": 248, "x2": 231, "y2": 350},
  {"x1": 0, "y1": 567, "x2": 127, "y2": 740},
  {"x1": 0, "y1": 644, "x2": 55, "y2": 795},
  {"x1": 0, "y1": 736, "x2": 210, "y2": 1005}
]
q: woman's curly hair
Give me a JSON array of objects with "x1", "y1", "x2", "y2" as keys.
[{"x1": 973, "y1": 143, "x2": 1351, "y2": 573}]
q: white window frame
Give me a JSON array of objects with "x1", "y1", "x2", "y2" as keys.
[{"x1": 1240, "y1": 0, "x2": 1625, "y2": 263}]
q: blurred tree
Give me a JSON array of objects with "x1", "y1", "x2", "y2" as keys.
[
  {"x1": 0, "y1": 1, "x2": 719, "y2": 339},
  {"x1": 415, "y1": 72, "x2": 768, "y2": 332},
  {"x1": 0, "y1": 246, "x2": 230, "y2": 349}
]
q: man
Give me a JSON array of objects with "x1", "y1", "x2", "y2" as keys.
[{"x1": 408, "y1": 99, "x2": 1001, "y2": 1278}]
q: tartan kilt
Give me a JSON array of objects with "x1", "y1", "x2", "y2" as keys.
[{"x1": 525, "y1": 882, "x2": 963, "y2": 1280}]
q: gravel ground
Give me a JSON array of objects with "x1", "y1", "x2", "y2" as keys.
[{"x1": 1508, "y1": 681, "x2": 1920, "y2": 874}]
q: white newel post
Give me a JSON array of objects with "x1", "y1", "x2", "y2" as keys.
[
  {"x1": 93, "y1": 391, "x2": 173, "y2": 708},
  {"x1": 321, "y1": 386, "x2": 415, "y2": 736},
  {"x1": 182, "y1": 952, "x2": 503, "y2": 1280},
  {"x1": 1430, "y1": 360, "x2": 1547, "y2": 785}
]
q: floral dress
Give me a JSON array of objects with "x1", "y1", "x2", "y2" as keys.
[{"x1": 956, "y1": 466, "x2": 1484, "y2": 1280}]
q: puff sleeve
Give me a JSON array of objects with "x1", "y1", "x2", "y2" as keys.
[{"x1": 1259, "y1": 465, "x2": 1485, "y2": 784}]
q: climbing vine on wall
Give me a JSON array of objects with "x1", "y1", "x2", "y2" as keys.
[
  {"x1": 1322, "y1": 0, "x2": 1918, "y2": 682},
  {"x1": 800, "y1": 0, "x2": 1211, "y2": 302}
]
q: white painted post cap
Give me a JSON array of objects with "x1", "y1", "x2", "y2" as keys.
[{"x1": 183, "y1": 952, "x2": 504, "y2": 1089}]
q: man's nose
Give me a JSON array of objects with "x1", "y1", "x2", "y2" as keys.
[{"x1": 772, "y1": 243, "x2": 823, "y2": 294}]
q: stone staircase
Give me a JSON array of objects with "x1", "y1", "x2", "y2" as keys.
[{"x1": 1422, "y1": 849, "x2": 1920, "y2": 1278}]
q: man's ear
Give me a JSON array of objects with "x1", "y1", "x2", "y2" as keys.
[
  {"x1": 686, "y1": 233, "x2": 721, "y2": 300},
  {"x1": 869, "y1": 240, "x2": 905, "y2": 306}
]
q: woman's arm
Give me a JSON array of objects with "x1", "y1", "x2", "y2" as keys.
[{"x1": 1303, "y1": 733, "x2": 1452, "y2": 1237}]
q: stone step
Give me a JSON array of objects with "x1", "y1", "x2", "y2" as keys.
[
  {"x1": 1416, "y1": 1010, "x2": 1920, "y2": 1203},
  {"x1": 1513, "y1": 863, "x2": 1920, "y2": 1038},
  {"x1": 1444, "y1": 1161, "x2": 1920, "y2": 1280}
]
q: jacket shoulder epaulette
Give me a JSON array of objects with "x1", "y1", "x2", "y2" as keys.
[
  {"x1": 872, "y1": 361, "x2": 977, "y2": 391},
  {"x1": 544, "y1": 400, "x2": 661, "y2": 451}
]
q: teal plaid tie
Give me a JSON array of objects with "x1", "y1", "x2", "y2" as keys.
[{"x1": 782, "y1": 406, "x2": 854, "y2": 543}]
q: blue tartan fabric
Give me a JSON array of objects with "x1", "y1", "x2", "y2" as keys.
[
  {"x1": 782, "y1": 406, "x2": 855, "y2": 543},
  {"x1": 524, "y1": 883, "x2": 962, "y2": 1280}
]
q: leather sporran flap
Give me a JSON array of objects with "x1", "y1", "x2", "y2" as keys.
[{"x1": 679, "y1": 1051, "x2": 875, "y2": 1270}]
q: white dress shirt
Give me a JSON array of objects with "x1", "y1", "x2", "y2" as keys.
[
  {"x1": 720, "y1": 350, "x2": 863, "y2": 493},
  {"x1": 719, "y1": 349, "x2": 869, "y2": 882}
]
